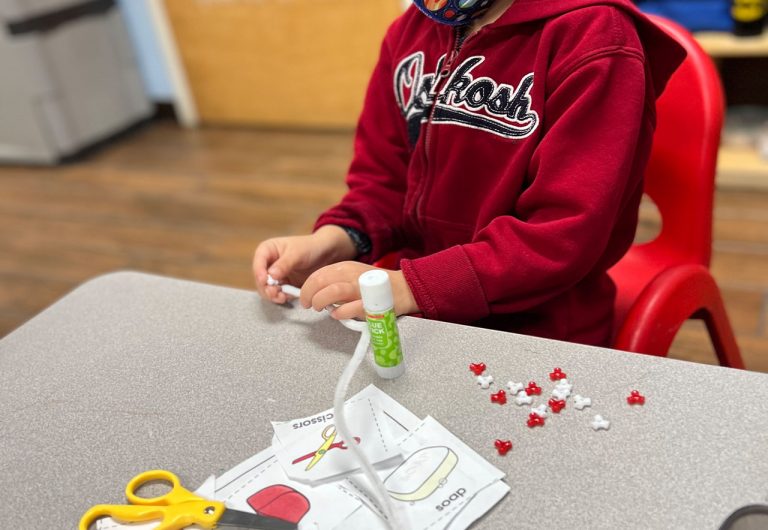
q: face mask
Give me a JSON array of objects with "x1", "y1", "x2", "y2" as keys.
[{"x1": 411, "y1": 0, "x2": 496, "y2": 26}]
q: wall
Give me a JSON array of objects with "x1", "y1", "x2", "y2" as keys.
[{"x1": 163, "y1": 0, "x2": 405, "y2": 128}]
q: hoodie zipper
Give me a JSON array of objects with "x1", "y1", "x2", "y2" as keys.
[
  {"x1": 413, "y1": 27, "x2": 469, "y2": 232},
  {"x1": 424, "y1": 27, "x2": 465, "y2": 159}
]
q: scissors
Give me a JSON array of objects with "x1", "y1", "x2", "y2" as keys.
[
  {"x1": 291, "y1": 425, "x2": 361, "y2": 471},
  {"x1": 79, "y1": 469, "x2": 297, "y2": 530}
]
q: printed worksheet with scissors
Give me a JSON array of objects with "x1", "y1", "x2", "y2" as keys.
[{"x1": 272, "y1": 394, "x2": 402, "y2": 484}]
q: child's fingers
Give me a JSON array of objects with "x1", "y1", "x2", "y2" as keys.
[
  {"x1": 308, "y1": 282, "x2": 359, "y2": 312},
  {"x1": 301, "y1": 262, "x2": 367, "y2": 309},
  {"x1": 265, "y1": 285, "x2": 288, "y2": 304},
  {"x1": 253, "y1": 243, "x2": 279, "y2": 291},
  {"x1": 274, "y1": 291, "x2": 288, "y2": 304},
  {"x1": 330, "y1": 300, "x2": 365, "y2": 321},
  {"x1": 267, "y1": 253, "x2": 299, "y2": 282}
]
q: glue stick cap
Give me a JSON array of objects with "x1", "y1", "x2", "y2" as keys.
[{"x1": 359, "y1": 270, "x2": 394, "y2": 313}]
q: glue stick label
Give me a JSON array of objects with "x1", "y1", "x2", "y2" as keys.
[{"x1": 366, "y1": 309, "x2": 403, "y2": 368}]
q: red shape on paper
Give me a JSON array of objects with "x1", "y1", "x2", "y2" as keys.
[
  {"x1": 525, "y1": 381, "x2": 542, "y2": 396},
  {"x1": 247, "y1": 484, "x2": 310, "y2": 524},
  {"x1": 549, "y1": 367, "x2": 567, "y2": 381},
  {"x1": 527, "y1": 413, "x2": 545, "y2": 428},
  {"x1": 548, "y1": 398, "x2": 566, "y2": 413},
  {"x1": 627, "y1": 390, "x2": 646, "y2": 405},
  {"x1": 469, "y1": 363, "x2": 487, "y2": 375},
  {"x1": 490, "y1": 390, "x2": 507, "y2": 405},
  {"x1": 494, "y1": 439, "x2": 513, "y2": 455}
]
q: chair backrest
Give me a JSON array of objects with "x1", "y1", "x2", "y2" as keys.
[
  {"x1": 635, "y1": 15, "x2": 725, "y2": 267},
  {"x1": 608, "y1": 15, "x2": 725, "y2": 333}
]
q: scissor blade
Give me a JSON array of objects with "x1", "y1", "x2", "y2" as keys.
[{"x1": 217, "y1": 508, "x2": 298, "y2": 530}]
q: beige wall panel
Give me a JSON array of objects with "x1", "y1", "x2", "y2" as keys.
[{"x1": 163, "y1": 0, "x2": 404, "y2": 128}]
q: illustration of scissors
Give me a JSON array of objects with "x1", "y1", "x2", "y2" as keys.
[
  {"x1": 79, "y1": 469, "x2": 297, "y2": 530},
  {"x1": 291, "y1": 425, "x2": 361, "y2": 471}
]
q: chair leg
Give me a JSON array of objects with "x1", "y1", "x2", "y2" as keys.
[
  {"x1": 614, "y1": 264, "x2": 744, "y2": 368},
  {"x1": 696, "y1": 293, "x2": 745, "y2": 369}
]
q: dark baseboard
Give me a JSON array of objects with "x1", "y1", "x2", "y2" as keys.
[{"x1": 59, "y1": 103, "x2": 178, "y2": 165}]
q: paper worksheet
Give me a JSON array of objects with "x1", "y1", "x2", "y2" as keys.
[
  {"x1": 272, "y1": 394, "x2": 402, "y2": 484},
  {"x1": 337, "y1": 480, "x2": 511, "y2": 530},
  {"x1": 334, "y1": 416, "x2": 509, "y2": 530},
  {"x1": 94, "y1": 386, "x2": 506, "y2": 530},
  {"x1": 95, "y1": 385, "x2": 419, "y2": 530}
]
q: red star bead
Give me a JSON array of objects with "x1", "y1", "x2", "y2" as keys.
[
  {"x1": 548, "y1": 398, "x2": 566, "y2": 413},
  {"x1": 627, "y1": 390, "x2": 646, "y2": 405},
  {"x1": 494, "y1": 439, "x2": 513, "y2": 455},
  {"x1": 469, "y1": 363, "x2": 487, "y2": 375},
  {"x1": 549, "y1": 367, "x2": 567, "y2": 381},
  {"x1": 527, "y1": 412, "x2": 545, "y2": 428},
  {"x1": 490, "y1": 390, "x2": 507, "y2": 405},
  {"x1": 525, "y1": 381, "x2": 542, "y2": 396}
]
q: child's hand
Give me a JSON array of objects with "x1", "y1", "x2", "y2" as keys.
[
  {"x1": 300, "y1": 262, "x2": 419, "y2": 320},
  {"x1": 253, "y1": 226, "x2": 357, "y2": 304}
]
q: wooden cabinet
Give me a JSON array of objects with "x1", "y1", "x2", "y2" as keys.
[{"x1": 163, "y1": 0, "x2": 403, "y2": 129}]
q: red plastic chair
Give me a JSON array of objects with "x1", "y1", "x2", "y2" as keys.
[{"x1": 608, "y1": 15, "x2": 744, "y2": 368}]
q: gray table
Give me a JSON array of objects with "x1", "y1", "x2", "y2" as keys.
[{"x1": 2, "y1": 272, "x2": 767, "y2": 529}]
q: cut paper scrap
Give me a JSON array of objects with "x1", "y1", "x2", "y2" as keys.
[
  {"x1": 269, "y1": 384, "x2": 419, "y2": 448},
  {"x1": 272, "y1": 395, "x2": 402, "y2": 484},
  {"x1": 337, "y1": 416, "x2": 508, "y2": 530}
]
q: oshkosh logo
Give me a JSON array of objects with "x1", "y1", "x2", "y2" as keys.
[{"x1": 394, "y1": 52, "x2": 539, "y2": 144}]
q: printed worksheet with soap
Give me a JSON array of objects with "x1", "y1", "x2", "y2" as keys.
[{"x1": 337, "y1": 416, "x2": 508, "y2": 530}]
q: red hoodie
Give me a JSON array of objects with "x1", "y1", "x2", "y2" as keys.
[{"x1": 315, "y1": 0, "x2": 686, "y2": 346}]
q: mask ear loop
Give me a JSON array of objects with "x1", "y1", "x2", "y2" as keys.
[{"x1": 271, "y1": 279, "x2": 404, "y2": 529}]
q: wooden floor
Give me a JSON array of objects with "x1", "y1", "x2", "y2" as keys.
[{"x1": 1, "y1": 120, "x2": 766, "y2": 373}]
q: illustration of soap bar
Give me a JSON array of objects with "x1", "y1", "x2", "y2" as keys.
[
  {"x1": 385, "y1": 446, "x2": 458, "y2": 502},
  {"x1": 247, "y1": 484, "x2": 310, "y2": 524}
]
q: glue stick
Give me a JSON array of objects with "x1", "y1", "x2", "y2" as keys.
[{"x1": 359, "y1": 270, "x2": 405, "y2": 379}]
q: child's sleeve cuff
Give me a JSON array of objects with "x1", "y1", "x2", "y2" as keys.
[{"x1": 400, "y1": 246, "x2": 489, "y2": 323}]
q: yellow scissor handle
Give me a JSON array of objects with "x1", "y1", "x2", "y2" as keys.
[
  {"x1": 78, "y1": 470, "x2": 225, "y2": 530},
  {"x1": 125, "y1": 470, "x2": 200, "y2": 506},
  {"x1": 78, "y1": 500, "x2": 223, "y2": 530}
]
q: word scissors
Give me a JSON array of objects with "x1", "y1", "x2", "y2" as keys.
[
  {"x1": 291, "y1": 425, "x2": 361, "y2": 471},
  {"x1": 80, "y1": 469, "x2": 297, "y2": 530}
]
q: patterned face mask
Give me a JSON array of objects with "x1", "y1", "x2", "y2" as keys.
[{"x1": 411, "y1": 0, "x2": 496, "y2": 26}]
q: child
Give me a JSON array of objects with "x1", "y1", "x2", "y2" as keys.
[{"x1": 253, "y1": 0, "x2": 685, "y2": 347}]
